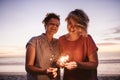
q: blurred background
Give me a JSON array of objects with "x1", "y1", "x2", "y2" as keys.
[{"x1": 0, "y1": 0, "x2": 120, "y2": 76}]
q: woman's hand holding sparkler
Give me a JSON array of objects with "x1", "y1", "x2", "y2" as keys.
[
  {"x1": 57, "y1": 55, "x2": 69, "y2": 68},
  {"x1": 46, "y1": 67, "x2": 58, "y2": 79},
  {"x1": 64, "y1": 61, "x2": 77, "y2": 70}
]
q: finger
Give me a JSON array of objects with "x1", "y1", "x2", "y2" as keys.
[
  {"x1": 52, "y1": 68, "x2": 58, "y2": 72},
  {"x1": 46, "y1": 69, "x2": 51, "y2": 73},
  {"x1": 65, "y1": 64, "x2": 76, "y2": 70},
  {"x1": 47, "y1": 68, "x2": 54, "y2": 73},
  {"x1": 53, "y1": 72, "x2": 57, "y2": 78}
]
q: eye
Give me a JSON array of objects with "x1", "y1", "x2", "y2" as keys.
[
  {"x1": 48, "y1": 23, "x2": 59, "y2": 27},
  {"x1": 49, "y1": 23, "x2": 54, "y2": 26}
]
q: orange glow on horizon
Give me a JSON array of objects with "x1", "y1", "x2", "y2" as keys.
[{"x1": 97, "y1": 44, "x2": 120, "y2": 53}]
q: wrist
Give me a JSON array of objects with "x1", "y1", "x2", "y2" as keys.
[
  {"x1": 76, "y1": 62, "x2": 81, "y2": 68},
  {"x1": 44, "y1": 69, "x2": 47, "y2": 74},
  {"x1": 39, "y1": 69, "x2": 47, "y2": 75}
]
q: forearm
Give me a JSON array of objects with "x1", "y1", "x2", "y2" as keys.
[
  {"x1": 77, "y1": 52, "x2": 98, "y2": 70},
  {"x1": 25, "y1": 65, "x2": 46, "y2": 75},
  {"x1": 77, "y1": 61, "x2": 98, "y2": 70}
]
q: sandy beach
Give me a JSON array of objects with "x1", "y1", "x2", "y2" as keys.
[
  {"x1": 0, "y1": 72, "x2": 26, "y2": 80},
  {"x1": 0, "y1": 72, "x2": 120, "y2": 80}
]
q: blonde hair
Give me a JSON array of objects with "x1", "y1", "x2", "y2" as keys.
[{"x1": 66, "y1": 9, "x2": 89, "y2": 37}]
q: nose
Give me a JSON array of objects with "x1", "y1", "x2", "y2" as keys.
[
  {"x1": 53, "y1": 24, "x2": 58, "y2": 28},
  {"x1": 51, "y1": 23, "x2": 59, "y2": 27},
  {"x1": 52, "y1": 25, "x2": 58, "y2": 29},
  {"x1": 70, "y1": 25, "x2": 76, "y2": 29}
]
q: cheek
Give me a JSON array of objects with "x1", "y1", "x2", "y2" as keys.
[
  {"x1": 67, "y1": 26, "x2": 71, "y2": 32},
  {"x1": 53, "y1": 27, "x2": 59, "y2": 33},
  {"x1": 56, "y1": 28, "x2": 59, "y2": 32},
  {"x1": 55, "y1": 26, "x2": 59, "y2": 30},
  {"x1": 78, "y1": 28, "x2": 82, "y2": 33}
]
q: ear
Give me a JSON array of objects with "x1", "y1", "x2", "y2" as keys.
[{"x1": 44, "y1": 25, "x2": 47, "y2": 30}]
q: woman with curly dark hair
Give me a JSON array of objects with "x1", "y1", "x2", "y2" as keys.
[{"x1": 25, "y1": 13, "x2": 60, "y2": 80}]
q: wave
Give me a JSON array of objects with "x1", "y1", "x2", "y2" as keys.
[
  {"x1": 0, "y1": 59, "x2": 120, "y2": 65},
  {"x1": 99, "y1": 59, "x2": 120, "y2": 64},
  {"x1": 0, "y1": 62, "x2": 24, "y2": 65}
]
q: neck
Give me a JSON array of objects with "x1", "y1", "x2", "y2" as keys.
[
  {"x1": 67, "y1": 33, "x2": 80, "y2": 41},
  {"x1": 45, "y1": 33, "x2": 53, "y2": 42}
]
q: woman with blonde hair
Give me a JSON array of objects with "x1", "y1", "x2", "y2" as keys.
[{"x1": 57, "y1": 9, "x2": 98, "y2": 80}]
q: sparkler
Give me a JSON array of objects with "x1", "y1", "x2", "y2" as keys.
[{"x1": 58, "y1": 55, "x2": 69, "y2": 80}]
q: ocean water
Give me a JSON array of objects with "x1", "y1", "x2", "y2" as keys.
[
  {"x1": 98, "y1": 52, "x2": 120, "y2": 76},
  {"x1": 0, "y1": 57, "x2": 25, "y2": 73},
  {"x1": 0, "y1": 53, "x2": 120, "y2": 76}
]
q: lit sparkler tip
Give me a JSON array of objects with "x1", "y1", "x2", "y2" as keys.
[{"x1": 59, "y1": 55, "x2": 69, "y2": 63}]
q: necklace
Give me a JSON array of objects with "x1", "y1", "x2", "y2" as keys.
[{"x1": 45, "y1": 36, "x2": 57, "y2": 67}]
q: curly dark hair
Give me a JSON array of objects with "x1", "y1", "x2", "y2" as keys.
[{"x1": 42, "y1": 13, "x2": 60, "y2": 26}]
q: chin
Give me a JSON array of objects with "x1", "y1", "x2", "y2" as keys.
[{"x1": 50, "y1": 32, "x2": 57, "y2": 35}]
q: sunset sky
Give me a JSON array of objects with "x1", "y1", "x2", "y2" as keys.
[{"x1": 0, "y1": 0, "x2": 120, "y2": 57}]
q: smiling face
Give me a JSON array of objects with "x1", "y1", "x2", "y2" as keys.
[
  {"x1": 45, "y1": 18, "x2": 60, "y2": 35},
  {"x1": 65, "y1": 9, "x2": 89, "y2": 37},
  {"x1": 67, "y1": 18, "x2": 83, "y2": 35}
]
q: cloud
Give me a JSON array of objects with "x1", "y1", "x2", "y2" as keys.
[
  {"x1": 103, "y1": 26, "x2": 120, "y2": 41},
  {"x1": 101, "y1": 25, "x2": 120, "y2": 41},
  {"x1": 110, "y1": 26, "x2": 120, "y2": 34},
  {"x1": 104, "y1": 37, "x2": 120, "y2": 41},
  {"x1": 114, "y1": 37, "x2": 120, "y2": 40},
  {"x1": 97, "y1": 42, "x2": 119, "y2": 46},
  {"x1": 101, "y1": 25, "x2": 120, "y2": 36}
]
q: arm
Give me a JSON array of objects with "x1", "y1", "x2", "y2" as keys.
[
  {"x1": 77, "y1": 35, "x2": 98, "y2": 69},
  {"x1": 25, "y1": 44, "x2": 58, "y2": 78},
  {"x1": 64, "y1": 52, "x2": 98, "y2": 70},
  {"x1": 25, "y1": 44, "x2": 46, "y2": 74},
  {"x1": 77, "y1": 52, "x2": 98, "y2": 69}
]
